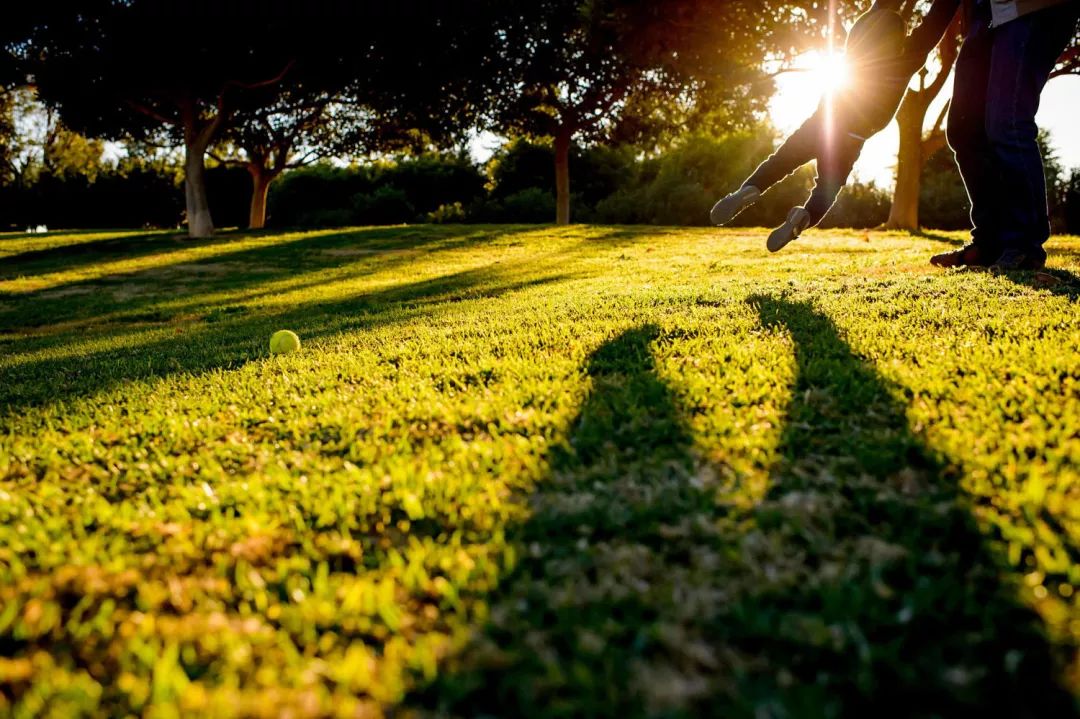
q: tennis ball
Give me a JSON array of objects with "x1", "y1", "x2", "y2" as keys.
[{"x1": 269, "y1": 330, "x2": 301, "y2": 355}]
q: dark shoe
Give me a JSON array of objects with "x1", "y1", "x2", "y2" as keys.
[
  {"x1": 767, "y1": 207, "x2": 811, "y2": 253},
  {"x1": 929, "y1": 243, "x2": 1001, "y2": 268},
  {"x1": 710, "y1": 185, "x2": 760, "y2": 226},
  {"x1": 991, "y1": 248, "x2": 1047, "y2": 271}
]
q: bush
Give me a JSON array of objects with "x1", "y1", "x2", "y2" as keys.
[
  {"x1": 379, "y1": 153, "x2": 487, "y2": 212},
  {"x1": 0, "y1": 167, "x2": 182, "y2": 230},
  {"x1": 269, "y1": 165, "x2": 376, "y2": 227},
  {"x1": 919, "y1": 149, "x2": 971, "y2": 231},
  {"x1": 351, "y1": 185, "x2": 416, "y2": 225},
  {"x1": 1065, "y1": 170, "x2": 1080, "y2": 235},
  {"x1": 428, "y1": 202, "x2": 468, "y2": 224},
  {"x1": 499, "y1": 188, "x2": 556, "y2": 223},
  {"x1": 268, "y1": 155, "x2": 486, "y2": 228},
  {"x1": 821, "y1": 181, "x2": 891, "y2": 229}
]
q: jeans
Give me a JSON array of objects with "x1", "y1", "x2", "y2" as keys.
[
  {"x1": 947, "y1": 0, "x2": 1080, "y2": 253},
  {"x1": 744, "y1": 105, "x2": 866, "y2": 226}
]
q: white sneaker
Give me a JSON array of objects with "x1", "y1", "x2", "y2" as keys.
[{"x1": 767, "y1": 207, "x2": 811, "y2": 253}]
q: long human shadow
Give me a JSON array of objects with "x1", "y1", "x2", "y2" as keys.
[
  {"x1": 739, "y1": 295, "x2": 1075, "y2": 716},
  {"x1": 414, "y1": 325, "x2": 717, "y2": 716},
  {"x1": 413, "y1": 306, "x2": 1076, "y2": 717}
]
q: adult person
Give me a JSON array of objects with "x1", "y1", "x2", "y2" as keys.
[{"x1": 930, "y1": 0, "x2": 1079, "y2": 270}]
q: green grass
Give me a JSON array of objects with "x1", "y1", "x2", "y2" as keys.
[{"x1": 1, "y1": 224, "x2": 1079, "y2": 718}]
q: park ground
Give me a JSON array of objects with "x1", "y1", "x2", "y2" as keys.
[{"x1": 1, "y1": 224, "x2": 1079, "y2": 718}]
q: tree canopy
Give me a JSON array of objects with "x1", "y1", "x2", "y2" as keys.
[{"x1": 15, "y1": 1, "x2": 492, "y2": 236}]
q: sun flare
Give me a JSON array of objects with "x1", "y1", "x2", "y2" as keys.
[
  {"x1": 768, "y1": 51, "x2": 853, "y2": 132},
  {"x1": 809, "y1": 51, "x2": 852, "y2": 93}
]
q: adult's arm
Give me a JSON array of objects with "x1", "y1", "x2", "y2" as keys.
[{"x1": 904, "y1": 0, "x2": 963, "y2": 71}]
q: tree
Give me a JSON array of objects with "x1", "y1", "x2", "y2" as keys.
[
  {"x1": 479, "y1": 0, "x2": 781, "y2": 224},
  {"x1": 213, "y1": 0, "x2": 494, "y2": 230},
  {"x1": 19, "y1": 1, "x2": 350, "y2": 238},
  {"x1": 212, "y1": 92, "x2": 349, "y2": 229},
  {"x1": 883, "y1": 8, "x2": 961, "y2": 230}
]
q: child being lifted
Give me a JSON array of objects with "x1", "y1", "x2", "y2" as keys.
[{"x1": 710, "y1": 0, "x2": 960, "y2": 252}]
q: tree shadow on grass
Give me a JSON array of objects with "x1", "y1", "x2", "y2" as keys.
[
  {"x1": 0, "y1": 225, "x2": 531, "y2": 331},
  {"x1": 0, "y1": 224, "x2": 646, "y2": 337},
  {"x1": 0, "y1": 262, "x2": 575, "y2": 416},
  {"x1": 0, "y1": 230, "x2": 222, "y2": 275},
  {"x1": 412, "y1": 302, "x2": 1076, "y2": 718},
  {"x1": 0, "y1": 225, "x2": 501, "y2": 280}
]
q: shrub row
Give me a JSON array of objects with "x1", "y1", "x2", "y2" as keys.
[{"x1": 3, "y1": 133, "x2": 1077, "y2": 232}]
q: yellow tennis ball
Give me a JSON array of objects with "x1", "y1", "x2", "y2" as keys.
[{"x1": 269, "y1": 330, "x2": 301, "y2": 355}]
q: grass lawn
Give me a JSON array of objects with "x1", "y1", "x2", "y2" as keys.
[{"x1": 1, "y1": 224, "x2": 1079, "y2": 718}]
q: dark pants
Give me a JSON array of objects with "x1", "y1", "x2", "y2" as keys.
[
  {"x1": 744, "y1": 107, "x2": 866, "y2": 226},
  {"x1": 947, "y1": 0, "x2": 1080, "y2": 254}
]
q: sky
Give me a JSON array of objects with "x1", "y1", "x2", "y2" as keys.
[{"x1": 768, "y1": 62, "x2": 1080, "y2": 188}]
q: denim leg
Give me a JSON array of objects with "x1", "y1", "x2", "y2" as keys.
[
  {"x1": 947, "y1": 2, "x2": 1001, "y2": 251},
  {"x1": 744, "y1": 110, "x2": 825, "y2": 193},
  {"x1": 985, "y1": 3, "x2": 1080, "y2": 251},
  {"x1": 805, "y1": 134, "x2": 865, "y2": 226}
]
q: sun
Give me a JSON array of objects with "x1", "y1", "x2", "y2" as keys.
[
  {"x1": 768, "y1": 51, "x2": 852, "y2": 132},
  {"x1": 809, "y1": 51, "x2": 852, "y2": 93}
]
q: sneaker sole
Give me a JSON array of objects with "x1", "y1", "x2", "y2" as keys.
[
  {"x1": 710, "y1": 198, "x2": 749, "y2": 226},
  {"x1": 767, "y1": 212, "x2": 807, "y2": 253}
]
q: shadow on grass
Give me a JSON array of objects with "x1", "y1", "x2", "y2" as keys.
[
  {"x1": 414, "y1": 324, "x2": 713, "y2": 717},
  {"x1": 0, "y1": 223, "x2": 660, "y2": 417},
  {"x1": 0, "y1": 225, "x2": 527, "y2": 331},
  {"x1": 0, "y1": 262, "x2": 575, "y2": 416},
  {"x1": 911, "y1": 229, "x2": 966, "y2": 247},
  {"x1": 739, "y1": 295, "x2": 1074, "y2": 716},
  {"x1": 412, "y1": 301, "x2": 1075, "y2": 717},
  {"x1": 0, "y1": 224, "x2": 649, "y2": 337},
  {"x1": 0, "y1": 230, "x2": 216, "y2": 275},
  {"x1": 994, "y1": 267, "x2": 1080, "y2": 300}
]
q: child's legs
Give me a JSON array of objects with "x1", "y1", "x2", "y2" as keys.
[
  {"x1": 744, "y1": 111, "x2": 824, "y2": 193},
  {"x1": 805, "y1": 134, "x2": 865, "y2": 226}
]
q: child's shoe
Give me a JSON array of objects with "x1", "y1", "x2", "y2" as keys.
[
  {"x1": 767, "y1": 207, "x2": 811, "y2": 253},
  {"x1": 710, "y1": 186, "x2": 760, "y2": 226}
]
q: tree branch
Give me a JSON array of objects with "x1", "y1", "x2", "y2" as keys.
[
  {"x1": 127, "y1": 99, "x2": 176, "y2": 126},
  {"x1": 1050, "y1": 44, "x2": 1080, "y2": 78},
  {"x1": 208, "y1": 150, "x2": 247, "y2": 167},
  {"x1": 224, "y1": 60, "x2": 297, "y2": 93}
]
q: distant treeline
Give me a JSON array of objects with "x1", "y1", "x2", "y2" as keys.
[{"x1": 3, "y1": 130, "x2": 1078, "y2": 233}]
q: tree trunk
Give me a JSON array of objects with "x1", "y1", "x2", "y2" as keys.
[
  {"x1": 884, "y1": 102, "x2": 925, "y2": 230},
  {"x1": 554, "y1": 129, "x2": 571, "y2": 225},
  {"x1": 180, "y1": 99, "x2": 224, "y2": 239},
  {"x1": 883, "y1": 14, "x2": 961, "y2": 231},
  {"x1": 184, "y1": 142, "x2": 214, "y2": 238},
  {"x1": 247, "y1": 167, "x2": 277, "y2": 230}
]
